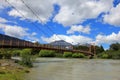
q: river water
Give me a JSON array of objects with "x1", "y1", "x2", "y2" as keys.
[{"x1": 25, "y1": 58, "x2": 120, "y2": 80}]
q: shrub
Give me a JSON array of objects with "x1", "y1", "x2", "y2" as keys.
[
  {"x1": 55, "y1": 53, "x2": 63, "y2": 58},
  {"x1": 108, "y1": 50, "x2": 120, "y2": 59},
  {"x1": 101, "y1": 53, "x2": 109, "y2": 59},
  {"x1": 72, "y1": 53, "x2": 85, "y2": 58},
  {"x1": 0, "y1": 53, "x2": 3, "y2": 59},
  {"x1": 63, "y1": 52, "x2": 72, "y2": 58},
  {"x1": 12, "y1": 50, "x2": 21, "y2": 56},
  {"x1": 20, "y1": 49, "x2": 33, "y2": 67},
  {"x1": 98, "y1": 50, "x2": 120, "y2": 59},
  {"x1": 0, "y1": 49, "x2": 11, "y2": 59},
  {"x1": 39, "y1": 50, "x2": 55, "y2": 57}
]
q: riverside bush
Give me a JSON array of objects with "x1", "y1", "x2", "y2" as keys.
[
  {"x1": 39, "y1": 50, "x2": 55, "y2": 57},
  {"x1": 101, "y1": 53, "x2": 109, "y2": 59},
  {"x1": 63, "y1": 52, "x2": 72, "y2": 58},
  {"x1": 0, "y1": 53, "x2": 3, "y2": 59},
  {"x1": 12, "y1": 50, "x2": 21, "y2": 56},
  {"x1": 72, "y1": 53, "x2": 85, "y2": 58},
  {"x1": 55, "y1": 53, "x2": 63, "y2": 58},
  {"x1": 20, "y1": 49, "x2": 33, "y2": 67},
  {"x1": 0, "y1": 49, "x2": 11, "y2": 59},
  {"x1": 107, "y1": 50, "x2": 120, "y2": 59},
  {"x1": 97, "y1": 50, "x2": 120, "y2": 59}
]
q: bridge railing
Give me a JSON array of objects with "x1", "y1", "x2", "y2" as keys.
[{"x1": 0, "y1": 37, "x2": 93, "y2": 55}]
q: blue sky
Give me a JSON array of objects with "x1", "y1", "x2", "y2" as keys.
[{"x1": 0, "y1": 0, "x2": 120, "y2": 49}]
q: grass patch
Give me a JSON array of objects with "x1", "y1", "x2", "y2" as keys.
[
  {"x1": 0, "y1": 70, "x2": 25, "y2": 80},
  {"x1": 0, "y1": 59, "x2": 29, "y2": 80}
]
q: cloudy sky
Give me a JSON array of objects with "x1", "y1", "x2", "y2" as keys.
[{"x1": 0, "y1": 0, "x2": 120, "y2": 49}]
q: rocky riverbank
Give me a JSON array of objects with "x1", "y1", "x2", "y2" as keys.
[{"x1": 0, "y1": 59, "x2": 30, "y2": 80}]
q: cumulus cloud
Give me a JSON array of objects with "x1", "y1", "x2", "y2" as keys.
[
  {"x1": 67, "y1": 25, "x2": 91, "y2": 34},
  {"x1": 0, "y1": 24, "x2": 28, "y2": 38},
  {"x1": 104, "y1": 4, "x2": 120, "y2": 26},
  {"x1": 0, "y1": 17, "x2": 8, "y2": 23},
  {"x1": 8, "y1": 9, "x2": 25, "y2": 18},
  {"x1": 0, "y1": 23, "x2": 39, "y2": 42},
  {"x1": 0, "y1": 0, "x2": 9, "y2": 9},
  {"x1": 95, "y1": 31, "x2": 120, "y2": 44},
  {"x1": 1, "y1": 0, "x2": 113, "y2": 26},
  {"x1": 54, "y1": 0, "x2": 113, "y2": 26},
  {"x1": 5, "y1": 0, "x2": 54, "y2": 23},
  {"x1": 41, "y1": 34, "x2": 92, "y2": 45}
]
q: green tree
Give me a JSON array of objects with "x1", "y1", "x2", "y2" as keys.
[
  {"x1": 0, "y1": 49, "x2": 11, "y2": 59},
  {"x1": 95, "y1": 45, "x2": 104, "y2": 54},
  {"x1": 110, "y1": 43, "x2": 120, "y2": 51},
  {"x1": 73, "y1": 45, "x2": 89, "y2": 51},
  {"x1": 20, "y1": 49, "x2": 33, "y2": 67}
]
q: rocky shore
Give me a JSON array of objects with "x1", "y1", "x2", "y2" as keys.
[{"x1": 0, "y1": 59, "x2": 30, "y2": 80}]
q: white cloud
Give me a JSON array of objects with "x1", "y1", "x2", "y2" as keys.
[
  {"x1": 1, "y1": 0, "x2": 113, "y2": 26},
  {"x1": 0, "y1": 0, "x2": 9, "y2": 9},
  {"x1": 0, "y1": 23, "x2": 39, "y2": 42},
  {"x1": 104, "y1": 4, "x2": 120, "y2": 26},
  {"x1": 27, "y1": 32, "x2": 39, "y2": 42},
  {"x1": 41, "y1": 34, "x2": 92, "y2": 45},
  {"x1": 95, "y1": 31, "x2": 120, "y2": 44},
  {"x1": 8, "y1": 9, "x2": 25, "y2": 18},
  {"x1": 54, "y1": 0, "x2": 113, "y2": 26},
  {"x1": 67, "y1": 25, "x2": 91, "y2": 34},
  {"x1": 0, "y1": 24, "x2": 28, "y2": 38},
  {"x1": 0, "y1": 17, "x2": 8, "y2": 23},
  {"x1": 0, "y1": 17, "x2": 17, "y2": 24},
  {"x1": 6, "y1": 0, "x2": 54, "y2": 23}
]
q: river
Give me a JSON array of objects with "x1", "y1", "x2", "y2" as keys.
[{"x1": 25, "y1": 58, "x2": 120, "y2": 80}]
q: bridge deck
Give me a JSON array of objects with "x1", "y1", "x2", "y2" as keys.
[{"x1": 0, "y1": 34, "x2": 93, "y2": 56}]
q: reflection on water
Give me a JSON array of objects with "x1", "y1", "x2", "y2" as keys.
[{"x1": 26, "y1": 58, "x2": 120, "y2": 80}]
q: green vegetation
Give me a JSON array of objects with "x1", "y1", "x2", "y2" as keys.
[
  {"x1": 73, "y1": 45, "x2": 89, "y2": 51},
  {"x1": 0, "y1": 69, "x2": 25, "y2": 80},
  {"x1": 20, "y1": 49, "x2": 34, "y2": 68},
  {"x1": 99, "y1": 53, "x2": 109, "y2": 59},
  {"x1": 0, "y1": 59, "x2": 30, "y2": 80},
  {"x1": 63, "y1": 52, "x2": 72, "y2": 58},
  {"x1": 95, "y1": 45, "x2": 104, "y2": 54},
  {"x1": 55, "y1": 53, "x2": 63, "y2": 58},
  {"x1": 110, "y1": 43, "x2": 120, "y2": 51},
  {"x1": 39, "y1": 50, "x2": 56, "y2": 57},
  {"x1": 0, "y1": 43, "x2": 120, "y2": 80},
  {"x1": 73, "y1": 43, "x2": 120, "y2": 59},
  {"x1": 12, "y1": 49, "x2": 21, "y2": 56},
  {"x1": 63, "y1": 52, "x2": 85, "y2": 58},
  {"x1": 0, "y1": 49, "x2": 11, "y2": 59},
  {"x1": 97, "y1": 50, "x2": 120, "y2": 59},
  {"x1": 0, "y1": 48, "x2": 36, "y2": 67},
  {"x1": 0, "y1": 48, "x2": 33, "y2": 80},
  {"x1": 72, "y1": 53, "x2": 85, "y2": 58},
  {"x1": 96, "y1": 43, "x2": 120, "y2": 59}
]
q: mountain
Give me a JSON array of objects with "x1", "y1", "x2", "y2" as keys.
[
  {"x1": 0, "y1": 34, "x2": 20, "y2": 41},
  {"x1": 50, "y1": 40, "x2": 73, "y2": 49},
  {"x1": 50, "y1": 40, "x2": 72, "y2": 46}
]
